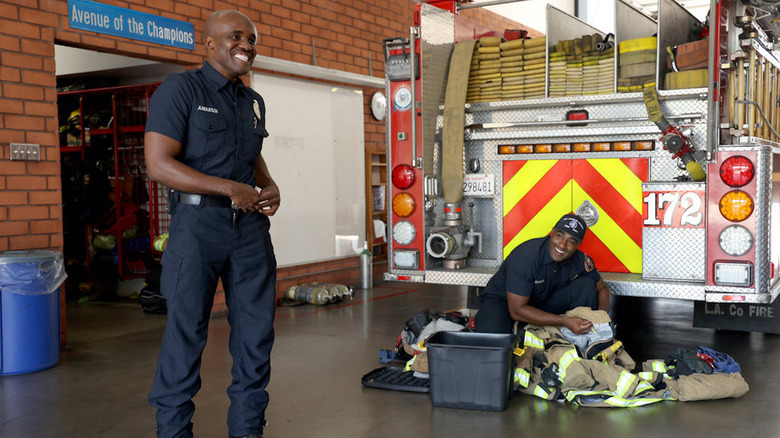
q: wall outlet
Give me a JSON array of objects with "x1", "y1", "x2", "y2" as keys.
[{"x1": 10, "y1": 143, "x2": 40, "y2": 161}]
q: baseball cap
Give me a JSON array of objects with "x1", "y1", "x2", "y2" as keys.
[{"x1": 553, "y1": 214, "x2": 587, "y2": 242}]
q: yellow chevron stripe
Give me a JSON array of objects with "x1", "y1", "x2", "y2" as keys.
[
  {"x1": 504, "y1": 180, "x2": 572, "y2": 258},
  {"x1": 587, "y1": 159, "x2": 644, "y2": 213},
  {"x1": 503, "y1": 160, "x2": 558, "y2": 217},
  {"x1": 572, "y1": 181, "x2": 642, "y2": 272}
]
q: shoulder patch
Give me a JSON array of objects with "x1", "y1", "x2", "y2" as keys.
[{"x1": 584, "y1": 255, "x2": 595, "y2": 272}]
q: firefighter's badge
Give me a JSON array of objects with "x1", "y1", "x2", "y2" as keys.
[{"x1": 253, "y1": 100, "x2": 262, "y2": 121}]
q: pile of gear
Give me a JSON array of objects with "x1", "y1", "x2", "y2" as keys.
[
  {"x1": 365, "y1": 307, "x2": 749, "y2": 408},
  {"x1": 384, "y1": 308, "x2": 471, "y2": 373},
  {"x1": 515, "y1": 307, "x2": 748, "y2": 407}
]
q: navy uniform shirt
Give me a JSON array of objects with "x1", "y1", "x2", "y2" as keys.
[
  {"x1": 480, "y1": 236, "x2": 601, "y2": 305},
  {"x1": 145, "y1": 61, "x2": 269, "y2": 186}
]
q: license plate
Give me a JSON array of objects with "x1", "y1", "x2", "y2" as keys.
[{"x1": 463, "y1": 174, "x2": 495, "y2": 197}]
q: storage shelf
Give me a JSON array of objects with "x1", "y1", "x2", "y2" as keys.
[
  {"x1": 58, "y1": 82, "x2": 161, "y2": 281},
  {"x1": 119, "y1": 125, "x2": 145, "y2": 134},
  {"x1": 366, "y1": 147, "x2": 387, "y2": 259}
]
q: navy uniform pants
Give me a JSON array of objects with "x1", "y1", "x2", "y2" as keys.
[
  {"x1": 475, "y1": 276, "x2": 598, "y2": 334},
  {"x1": 149, "y1": 205, "x2": 276, "y2": 438}
]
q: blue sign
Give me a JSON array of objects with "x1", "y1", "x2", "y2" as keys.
[{"x1": 68, "y1": 0, "x2": 195, "y2": 50}]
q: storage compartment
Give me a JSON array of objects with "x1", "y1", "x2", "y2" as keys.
[{"x1": 426, "y1": 331, "x2": 517, "y2": 411}]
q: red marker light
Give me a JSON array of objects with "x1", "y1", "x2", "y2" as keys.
[
  {"x1": 392, "y1": 164, "x2": 415, "y2": 189},
  {"x1": 720, "y1": 156, "x2": 755, "y2": 187}
]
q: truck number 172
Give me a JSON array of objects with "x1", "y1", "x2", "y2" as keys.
[{"x1": 642, "y1": 191, "x2": 705, "y2": 228}]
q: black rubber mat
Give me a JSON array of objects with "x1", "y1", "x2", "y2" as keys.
[{"x1": 361, "y1": 366, "x2": 430, "y2": 393}]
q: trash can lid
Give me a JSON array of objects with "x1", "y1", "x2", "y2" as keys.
[{"x1": 0, "y1": 250, "x2": 64, "y2": 263}]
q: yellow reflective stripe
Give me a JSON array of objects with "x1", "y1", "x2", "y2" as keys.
[
  {"x1": 608, "y1": 397, "x2": 666, "y2": 407},
  {"x1": 604, "y1": 397, "x2": 634, "y2": 407},
  {"x1": 533, "y1": 384, "x2": 551, "y2": 399},
  {"x1": 651, "y1": 361, "x2": 667, "y2": 373},
  {"x1": 404, "y1": 356, "x2": 415, "y2": 372},
  {"x1": 524, "y1": 331, "x2": 545, "y2": 350},
  {"x1": 615, "y1": 371, "x2": 637, "y2": 398},
  {"x1": 503, "y1": 160, "x2": 558, "y2": 217},
  {"x1": 637, "y1": 371, "x2": 655, "y2": 381},
  {"x1": 572, "y1": 180, "x2": 642, "y2": 273},
  {"x1": 558, "y1": 348, "x2": 581, "y2": 381},
  {"x1": 567, "y1": 390, "x2": 668, "y2": 407},
  {"x1": 586, "y1": 158, "x2": 644, "y2": 213},
  {"x1": 504, "y1": 180, "x2": 572, "y2": 258},
  {"x1": 634, "y1": 380, "x2": 654, "y2": 395},
  {"x1": 565, "y1": 390, "x2": 596, "y2": 402},
  {"x1": 514, "y1": 368, "x2": 531, "y2": 389}
]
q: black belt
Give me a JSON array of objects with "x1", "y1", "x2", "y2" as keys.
[{"x1": 176, "y1": 192, "x2": 233, "y2": 208}]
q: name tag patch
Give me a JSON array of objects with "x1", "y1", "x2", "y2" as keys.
[{"x1": 198, "y1": 105, "x2": 219, "y2": 114}]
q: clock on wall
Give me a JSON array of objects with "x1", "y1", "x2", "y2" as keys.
[{"x1": 370, "y1": 91, "x2": 387, "y2": 121}]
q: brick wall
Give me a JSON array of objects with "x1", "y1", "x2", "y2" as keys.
[{"x1": 0, "y1": 0, "x2": 527, "y2": 288}]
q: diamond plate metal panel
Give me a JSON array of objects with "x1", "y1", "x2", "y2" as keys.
[
  {"x1": 642, "y1": 182, "x2": 707, "y2": 281},
  {"x1": 752, "y1": 144, "x2": 773, "y2": 293},
  {"x1": 464, "y1": 92, "x2": 708, "y2": 140},
  {"x1": 643, "y1": 228, "x2": 706, "y2": 281},
  {"x1": 605, "y1": 273, "x2": 775, "y2": 302},
  {"x1": 424, "y1": 268, "x2": 495, "y2": 287},
  {"x1": 604, "y1": 273, "x2": 706, "y2": 300}
]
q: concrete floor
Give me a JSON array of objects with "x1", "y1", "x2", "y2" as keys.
[{"x1": 1, "y1": 281, "x2": 779, "y2": 438}]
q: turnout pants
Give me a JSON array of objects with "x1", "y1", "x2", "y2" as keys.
[
  {"x1": 476, "y1": 276, "x2": 598, "y2": 334},
  {"x1": 149, "y1": 205, "x2": 277, "y2": 438}
]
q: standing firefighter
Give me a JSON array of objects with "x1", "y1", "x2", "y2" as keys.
[
  {"x1": 144, "y1": 10, "x2": 280, "y2": 438},
  {"x1": 475, "y1": 214, "x2": 610, "y2": 335}
]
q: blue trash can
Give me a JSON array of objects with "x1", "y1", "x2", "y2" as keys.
[{"x1": 0, "y1": 250, "x2": 67, "y2": 375}]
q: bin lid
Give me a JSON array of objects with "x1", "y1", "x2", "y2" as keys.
[{"x1": 0, "y1": 250, "x2": 64, "y2": 263}]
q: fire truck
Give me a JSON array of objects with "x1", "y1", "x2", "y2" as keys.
[{"x1": 381, "y1": 0, "x2": 780, "y2": 332}]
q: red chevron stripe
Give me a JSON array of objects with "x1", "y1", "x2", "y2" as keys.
[
  {"x1": 573, "y1": 160, "x2": 644, "y2": 247},
  {"x1": 620, "y1": 157, "x2": 650, "y2": 180},
  {"x1": 503, "y1": 160, "x2": 526, "y2": 186},
  {"x1": 578, "y1": 229, "x2": 629, "y2": 273},
  {"x1": 503, "y1": 160, "x2": 572, "y2": 246}
]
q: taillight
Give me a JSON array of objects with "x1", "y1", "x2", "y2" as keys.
[
  {"x1": 392, "y1": 192, "x2": 415, "y2": 217},
  {"x1": 392, "y1": 164, "x2": 415, "y2": 189},
  {"x1": 719, "y1": 190, "x2": 754, "y2": 222},
  {"x1": 719, "y1": 225, "x2": 753, "y2": 256},
  {"x1": 392, "y1": 220, "x2": 416, "y2": 245},
  {"x1": 720, "y1": 156, "x2": 755, "y2": 187}
]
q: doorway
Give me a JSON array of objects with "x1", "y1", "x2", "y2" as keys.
[{"x1": 56, "y1": 45, "x2": 183, "y2": 302}]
